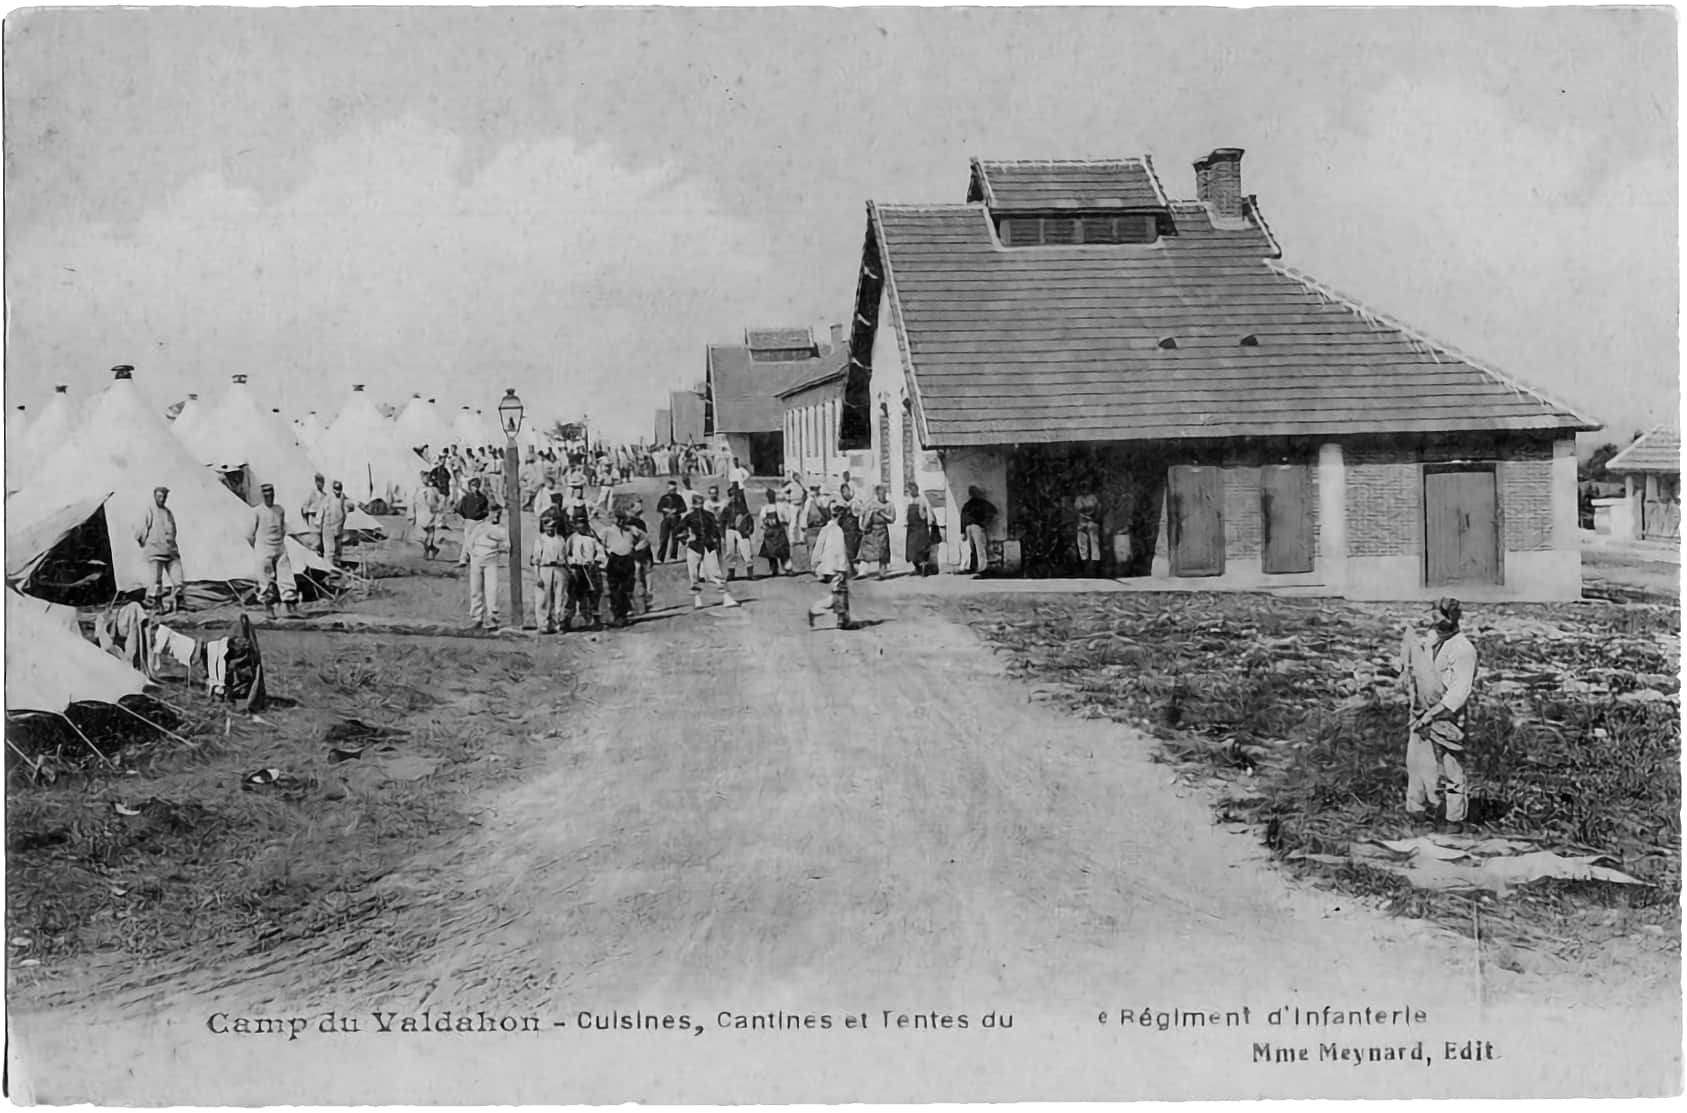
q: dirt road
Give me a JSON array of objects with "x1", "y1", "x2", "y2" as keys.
[{"x1": 11, "y1": 568, "x2": 1681, "y2": 1101}]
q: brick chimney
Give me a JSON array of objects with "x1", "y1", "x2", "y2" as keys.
[
  {"x1": 1193, "y1": 155, "x2": 1213, "y2": 204},
  {"x1": 830, "y1": 322, "x2": 846, "y2": 350},
  {"x1": 1204, "y1": 148, "x2": 1245, "y2": 220}
]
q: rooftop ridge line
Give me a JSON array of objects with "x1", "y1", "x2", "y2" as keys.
[{"x1": 976, "y1": 157, "x2": 1150, "y2": 167}]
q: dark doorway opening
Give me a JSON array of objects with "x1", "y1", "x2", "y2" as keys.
[
  {"x1": 747, "y1": 432, "x2": 784, "y2": 478},
  {"x1": 1006, "y1": 444, "x2": 1164, "y2": 578}
]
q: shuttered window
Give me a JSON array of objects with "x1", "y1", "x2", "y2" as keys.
[
  {"x1": 996, "y1": 213, "x2": 1159, "y2": 246},
  {"x1": 1042, "y1": 218, "x2": 1077, "y2": 244}
]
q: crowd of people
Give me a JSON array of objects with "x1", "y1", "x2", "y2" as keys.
[{"x1": 132, "y1": 428, "x2": 1016, "y2": 638}]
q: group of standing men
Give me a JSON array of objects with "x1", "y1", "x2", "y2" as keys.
[
  {"x1": 134, "y1": 473, "x2": 359, "y2": 619},
  {"x1": 444, "y1": 470, "x2": 657, "y2": 634}
]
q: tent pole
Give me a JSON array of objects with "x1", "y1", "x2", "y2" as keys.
[
  {"x1": 113, "y1": 701, "x2": 195, "y2": 746},
  {"x1": 6, "y1": 735, "x2": 43, "y2": 775},
  {"x1": 58, "y1": 713, "x2": 114, "y2": 766}
]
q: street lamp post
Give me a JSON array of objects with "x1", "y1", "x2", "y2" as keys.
[{"x1": 497, "y1": 388, "x2": 529, "y2": 630}]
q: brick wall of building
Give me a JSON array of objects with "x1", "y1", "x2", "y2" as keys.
[
  {"x1": 1222, "y1": 462, "x2": 1262, "y2": 559},
  {"x1": 1345, "y1": 445, "x2": 1424, "y2": 557},
  {"x1": 1345, "y1": 435, "x2": 1558, "y2": 557},
  {"x1": 1500, "y1": 438, "x2": 1555, "y2": 552},
  {"x1": 1222, "y1": 449, "x2": 1323, "y2": 564}
]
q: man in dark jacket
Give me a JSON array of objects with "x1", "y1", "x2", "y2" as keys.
[
  {"x1": 679, "y1": 492, "x2": 738, "y2": 611},
  {"x1": 455, "y1": 477, "x2": 490, "y2": 568},
  {"x1": 656, "y1": 480, "x2": 687, "y2": 563},
  {"x1": 960, "y1": 486, "x2": 998, "y2": 575}
]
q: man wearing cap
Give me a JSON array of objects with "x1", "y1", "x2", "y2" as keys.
[
  {"x1": 530, "y1": 512, "x2": 568, "y2": 634},
  {"x1": 656, "y1": 480, "x2": 687, "y2": 563},
  {"x1": 454, "y1": 477, "x2": 490, "y2": 568},
  {"x1": 300, "y1": 474, "x2": 330, "y2": 553},
  {"x1": 247, "y1": 483, "x2": 301, "y2": 619},
  {"x1": 600, "y1": 508, "x2": 645, "y2": 627},
  {"x1": 319, "y1": 480, "x2": 352, "y2": 567},
  {"x1": 136, "y1": 485, "x2": 185, "y2": 615},
  {"x1": 1401, "y1": 597, "x2": 1480, "y2": 832},
  {"x1": 807, "y1": 502, "x2": 857, "y2": 630},
  {"x1": 413, "y1": 470, "x2": 441, "y2": 559},
  {"x1": 679, "y1": 492, "x2": 738, "y2": 611},
  {"x1": 561, "y1": 483, "x2": 590, "y2": 523},
  {"x1": 561, "y1": 507, "x2": 608, "y2": 631},
  {"x1": 466, "y1": 504, "x2": 510, "y2": 631}
]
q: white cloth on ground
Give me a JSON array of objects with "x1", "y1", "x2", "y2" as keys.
[{"x1": 205, "y1": 637, "x2": 230, "y2": 694}]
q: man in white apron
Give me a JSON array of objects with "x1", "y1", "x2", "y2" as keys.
[{"x1": 1400, "y1": 596, "x2": 1479, "y2": 832}]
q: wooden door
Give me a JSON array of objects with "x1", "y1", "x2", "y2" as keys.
[
  {"x1": 1260, "y1": 464, "x2": 1314, "y2": 574},
  {"x1": 1168, "y1": 465, "x2": 1224, "y2": 576},
  {"x1": 1424, "y1": 468, "x2": 1501, "y2": 585}
]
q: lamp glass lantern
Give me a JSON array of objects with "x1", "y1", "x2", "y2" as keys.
[{"x1": 498, "y1": 389, "x2": 525, "y2": 439}]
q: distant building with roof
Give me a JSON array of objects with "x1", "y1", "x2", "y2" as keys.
[
  {"x1": 1602, "y1": 428, "x2": 1680, "y2": 541},
  {"x1": 776, "y1": 324, "x2": 852, "y2": 483},
  {"x1": 704, "y1": 326, "x2": 838, "y2": 476},
  {"x1": 833, "y1": 148, "x2": 1599, "y2": 599},
  {"x1": 667, "y1": 387, "x2": 706, "y2": 446}
]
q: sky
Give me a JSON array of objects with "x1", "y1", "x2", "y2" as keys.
[{"x1": 4, "y1": 6, "x2": 1677, "y2": 445}]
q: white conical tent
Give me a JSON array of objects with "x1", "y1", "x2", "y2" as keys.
[
  {"x1": 191, "y1": 376, "x2": 382, "y2": 535},
  {"x1": 9, "y1": 386, "x2": 82, "y2": 490},
  {"x1": 169, "y1": 394, "x2": 212, "y2": 458},
  {"x1": 395, "y1": 395, "x2": 457, "y2": 457},
  {"x1": 5, "y1": 367, "x2": 330, "y2": 591},
  {"x1": 452, "y1": 406, "x2": 498, "y2": 449},
  {"x1": 293, "y1": 411, "x2": 327, "y2": 452},
  {"x1": 6, "y1": 405, "x2": 29, "y2": 451},
  {"x1": 6, "y1": 589, "x2": 149, "y2": 713},
  {"x1": 5, "y1": 404, "x2": 29, "y2": 483},
  {"x1": 316, "y1": 386, "x2": 427, "y2": 506}
]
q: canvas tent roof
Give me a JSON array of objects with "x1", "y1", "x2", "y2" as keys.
[
  {"x1": 169, "y1": 394, "x2": 223, "y2": 465},
  {"x1": 5, "y1": 368, "x2": 330, "y2": 591},
  {"x1": 6, "y1": 405, "x2": 31, "y2": 474},
  {"x1": 452, "y1": 407, "x2": 498, "y2": 449},
  {"x1": 293, "y1": 412, "x2": 327, "y2": 452},
  {"x1": 189, "y1": 377, "x2": 382, "y2": 534},
  {"x1": 6, "y1": 492, "x2": 118, "y2": 607},
  {"x1": 396, "y1": 395, "x2": 457, "y2": 456},
  {"x1": 8, "y1": 387, "x2": 82, "y2": 492},
  {"x1": 317, "y1": 387, "x2": 428, "y2": 504},
  {"x1": 6, "y1": 588, "x2": 149, "y2": 713}
]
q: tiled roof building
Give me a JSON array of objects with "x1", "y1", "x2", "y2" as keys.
[{"x1": 834, "y1": 148, "x2": 1597, "y2": 600}]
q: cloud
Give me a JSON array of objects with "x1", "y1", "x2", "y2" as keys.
[{"x1": 6, "y1": 117, "x2": 779, "y2": 438}]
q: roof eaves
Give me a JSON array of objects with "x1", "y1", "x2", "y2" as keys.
[
  {"x1": 1263, "y1": 260, "x2": 1603, "y2": 432},
  {"x1": 776, "y1": 366, "x2": 848, "y2": 400},
  {"x1": 1606, "y1": 428, "x2": 1682, "y2": 472},
  {"x1": 967, "y1": 157, "x2": 997, "y2": 207},
  {"x1": 1247, "y1": 197, "x2": 1284, "y2": 259},
  {"x1": 872, "y1": 201, "x2": 932, "y2": 449},
  {"x1": 1141, "y1": 154, "x2": 1171, "y2": 208}
]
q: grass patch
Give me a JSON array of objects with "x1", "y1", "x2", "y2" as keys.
[
  {"x1": 6, "y1": 632, "x2": 574, "y2": 1002},
  {"x1": 958, "y1": 592, "x2": 1681, "y2": 958}
]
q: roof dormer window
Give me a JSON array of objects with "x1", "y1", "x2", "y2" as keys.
[
  {"x1": 997, "y1": 213, "x2": 1159, "y2": 247},
  {"x1": 1157, "y1": 336, "x2": 1179, "y2": 350},
  {"x1": 1239, "y1": 334, "x2": 1260, "y2": 347}
]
